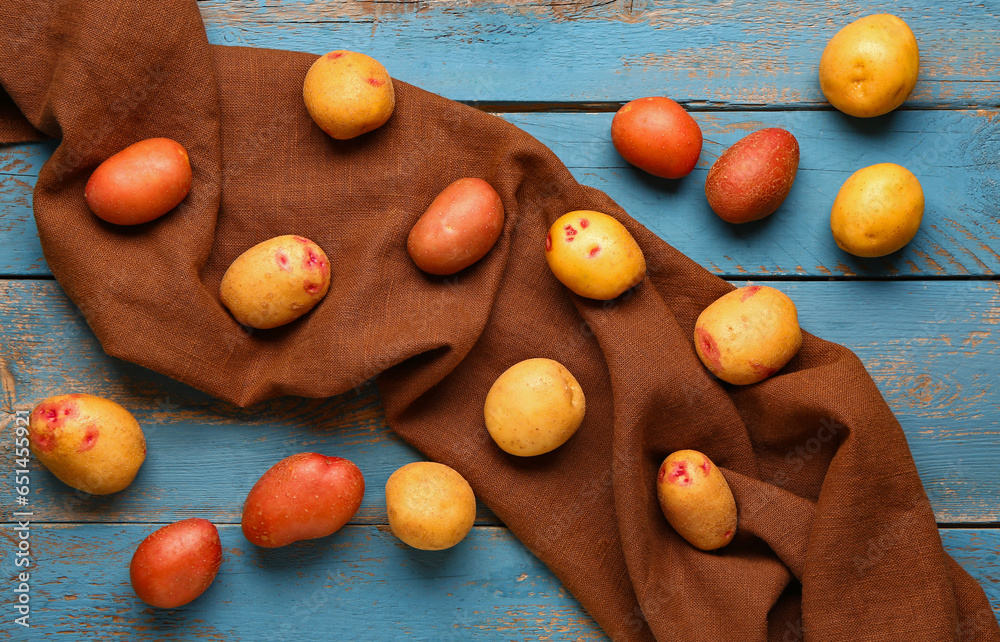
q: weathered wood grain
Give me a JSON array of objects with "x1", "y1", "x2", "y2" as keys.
[
  {"x1": 196, "y1": 0, "x2": 1000, "y2": 108},
  {"x1": 1, "y1": 279, "x2": 997, "y2": 523},
  {"x1": 0, "y1": 523, "x2": 996, "y2": 640},
  {"x1": 2, "y1": 109, "x2": 997, "y2": 277}
]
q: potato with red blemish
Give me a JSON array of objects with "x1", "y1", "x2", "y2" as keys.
[
  {"x1": 85, "y1": 137, "x2": 192, "y2": 225},
  {"x1": 130, "y1": 518, "x2": 222, "y2": 608},
  {"x1": 545, "y1": 210, "x2": 645, "y2": 300},
  {"x1": 385, "y1": 462, "x2": 476, "y2": 550},
  {"x1": 303, "y1": 50, "x2": 395, "y2": 140},
  {"x1": 407, "y1": 177, "x2": 505, "y2": 275},
  {"x1": 656, "y1": 450, "x2": 736, "y2": 551},
  {"x1": 611, "y1": 96, "x2": 703, "y2": 179},
  {"x1": 484, "y1": 358, "x2": 585, "y2": 456},
  {"x1": 28, "y1": 394, "x2": 146, "y2": 495},
  {"x1": 219, "y1": 235, "x2": 330, "y2": 329},
  {"x1": 694, "y1": 285, "x2": 802, "y2": 385},
  {"x1": 242, "y1": 453, "x2": 365, "y2": 548}
]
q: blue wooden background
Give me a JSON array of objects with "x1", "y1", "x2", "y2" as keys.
[{"x1": 1, "y1": 0, "x2": 998, "y2": 639}]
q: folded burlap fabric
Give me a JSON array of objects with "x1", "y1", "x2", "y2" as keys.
[{"x1": 2, "y1": 1, "x2": 996, "y2": 639}]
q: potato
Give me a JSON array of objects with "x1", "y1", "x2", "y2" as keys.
[
  {"x1": 219, "y1": 235, "x2": 331, "y2": 329},
  {"x1": 28, "y1": 394, "x2": 146, "y2": 495},
  {"x1": 407, "y1": 177, "x2": 505, "y2": 275},
  {"x1": 705, "y1": 128, "x2": 799, "y2": 224},
  {"x1": 694, "y1": 285, "x2": 802, "y2": 385},
  {"x1": 241, "y1": 453, "x2": 364, "y2": 548},
  {"x1": 656, "y1": 450, "x2": 737, "y2": 551},
  {"x1": 130, "y1": 518, "x2": 222, "y2": 608},
  {"x1": 85, "y1": 137, "x2": 192, "y2": 225},
  {"x1": 385, "y1": 462, "x2": 476, "y2": 551},
  {"x1": 611, "y1": 96, "x2": 703, "y2": 179},
  {"x1": 819, "y1": 14, "x2": 919, "y2": 118},
  {"x1": 545, "y1": 210, "x2": 645, "y2": 300},
  {"x1": 483, "y1": 358, "x2": 585, "y2": 457},
  {"x1": 830, "y1": 163, "x2": 924, "y2": 257},
  {"x1": 303, "y1": 50, "x2": 395, "y2": 140}
]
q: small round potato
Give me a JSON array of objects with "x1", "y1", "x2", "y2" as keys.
[
  {"x1": 219, "y1": 235, "x2": 331, "y2": 329},
  {"x1": 483, "y1": 358, "x2": 585, "y2": 457},
  {"x1": 830, "y1": 163, "x2": 924, "y2": 257},
  {"x1": 657, "y1": 450, "x2": 737, "y2": 551},
  {"x1": 545, "y1": 210, "x2": 645, "y2": 300},
  {"x1": 385, "y1": 462, "x2": 476, "y2": 551},
  {"x1": 694, "y1": 285, "x2": 802, "y2": 385},
  {"x1": 303, "y1": 50, "x2": 395, "y2": 140},
  {"x1": 28, "y1": 394, "x2": 146, "y2": 495}
]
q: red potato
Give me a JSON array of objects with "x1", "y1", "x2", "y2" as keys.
[
  {"x1": 611, "y1": 96, "x2": 703, "y2": 179},
  {"x1": 242, "y1": 453, "x2": 365, "y2": 548},
  {"x1": 407, "y1": 177, "x2": 505, "y2": 275},
  {"x1": 85, "y1": 137, "x2": 192, "y2": 225},
  {"x1": 130, "y1": 518, "x2": 222, "y2": 608},
  {"x1": 705, "y1": 128, "x2": 800, "y2": 223}
]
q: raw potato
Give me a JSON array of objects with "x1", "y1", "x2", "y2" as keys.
[
  {"x1": 830, "y1": 163, "x2": 924, "y2": 257},
  {"x1": 303, "y1": 50, "x2": 395, "y2": 140},
  {"x1": 219, "y1": 235, "x2": 331, "y2": 329},
  {"x1": 484, "y1": 358, "x2": 585, "y2": 457},
  {"x1": 385, "y1": 462, "x2": 476, "y2": 551},
  {"x1": 611, "y1": 96, "x2": 703, "y2": 179},
  {"x1": 407, "y1": 177, "x2": 505, "y2": 275},
  {"x1": 705, "y1": 128, "x2": 799, "y2": 224},
  {"x1": 130, "y1": 518, "x2": 222, "y2": 608},
  {"x1": 28, "y1": 394, "x2": 146, "y2": 495},
  {"x1": 656, "y1": 450, "x2": 737, "y2": 551},
  {"x1": 694, "y1": 285, "x2": 802, "y2": 385},
  {"x1": 819, "y1": 14, "x2": 919, "y2": 118},
  {"x1": 545, "y1": 210, "x2": 645, "y2": 300},
  {"x1": 85, "y1": 137, "x2": 192, "y2": 225},
  {"x1": 241, "y1": 453, "x2": 365, "y2": 548}
]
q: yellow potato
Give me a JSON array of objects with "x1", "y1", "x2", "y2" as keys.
[
  {"x1": 385, "y1": 462, "x2": 476, "y2": 551},
  {"x1": 483, "y1": 358, "x2": 585, "y2": 456},
  {"x1": 545, "y1": 210, "x2": 645, "y2": 300},
  {"x1": 657, "y1": 450, "x2": 737, "y2": 551},
  {"x1": 28, "y1": 394, "x2": 146, "y2": 495},
  {"x1": 694, "y1": 285, "x2": 802, "y2": 385},
  {"x1": 819, "y1": 14, "x2": 919, "y2": 118},
  {"x1": 220, "y1": 235, "x2": 331, "y2": 329},
  {"x1": 830, "y1": 163, "x2": 924, "y2": 257},
  {"x1": 303, "y1": 50, "x2": 395, "y2": 140}
]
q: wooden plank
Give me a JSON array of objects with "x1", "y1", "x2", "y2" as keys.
[
  {"x1": 1, "y1": 523, "x2": 996, "y2": 639},
  {"x1": 2, "y1": 109, "x2": 997, "y2": 277},
  {"x1": 1, "y1": 279, "x2": 997, "y2": 523},
  {"x1": 196, "y1": 0, "x2": 1000, "y2": 108}
]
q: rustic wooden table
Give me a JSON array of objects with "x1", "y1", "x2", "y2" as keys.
[{"x1": 2, "y1": 0, "x2": 998, "y2": 639}]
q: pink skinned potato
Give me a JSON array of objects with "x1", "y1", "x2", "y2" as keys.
[
  {"x1": 84, "y1": 137, "x2": 192, "y2": 225},
  {"x1": 656, "y1": 450, "x2": 737, "y2": 551},
  {"x1": 611, "y1": 96, "x2": 703, "y2": 179},
  {"x1": 129, "y1": 518, "x2": 223, "y2": 608},
  {"x1": 241, "y1": 453, "x2": 365, "y2": 548},
  {"x1": 407, "y1": 177, "x2": 505, "y2": 275},
  {"x1": 705, "y1": 128, "x2": 800, "y2": 224}
]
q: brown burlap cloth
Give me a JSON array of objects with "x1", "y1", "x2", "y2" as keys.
[{"x1": 2, "y1": 1, "x2": 996, "y2": 640}]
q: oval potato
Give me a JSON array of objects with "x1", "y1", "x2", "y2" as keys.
[
  {"x1": 545, "y1": 210, "x2": 645, "y2": 300},
  {"x1": 407, "y1": 177, "x2": 505, "y2": 275},
  {"x1": 28, "y1": 393, "x2": 146, "y2": 495},
  {"x1": 484, "y1": 358, "x2": 585, "y2": 457},
  {"x1": 694, "y1": 285, "x2": 802, "y2": 385},
  {"x1": 657, "y1": 450, "x2": 737, "y2": 551},
  {"x1": 385, "y1": 462, "x2": 476, "y2": 551},
  {"x1": 830, "y1": 163, "x2": 924, "y2": 257},
  {"x1": 219, "y1": 235, "x2": 331, "y2": 329},
  {"x1": 130, "y1": 518, "x2": 222, "y2": 608},
  {"x1": 241, "y1": 453, "x2": 365, "y2": 548},
  {"x1": 705, "y1": 128, "x2": 799, "y2": 224},
  {"x1": 611, "y1": 96, "x2": 703, "y2": 179},
  {"x1": 303, "y1": 50, "x2": 395, "y2": 140},
  {"x1": 85, "y1": 137, "x2": 192, "y2": 225}
]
